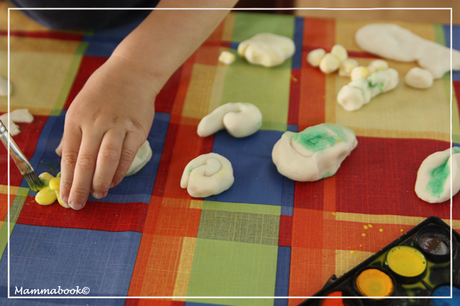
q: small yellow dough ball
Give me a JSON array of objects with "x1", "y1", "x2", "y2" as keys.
[
  {"x1": 331, "y1": 44, "x2": 348, "y2": 61},
  {"x1": 39, "y1": 172, "x2": 54, "y2": 185},
  {"x1": 319, "y1": 53, "x2": 341, "y2": 74},
  {"x1": 49, "y1": 177, "x2": 60, "y2": 191},
  {"x1": 35, "y1": 186, "x2": 57, "y2": 205},
  {"x1": 351, "y1": 66, "x2": 370, "y2": 81}
]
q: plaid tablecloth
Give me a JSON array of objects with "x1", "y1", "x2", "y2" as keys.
[{"x1": 0, "y1": 3, "x2": 459, "y2": 306}]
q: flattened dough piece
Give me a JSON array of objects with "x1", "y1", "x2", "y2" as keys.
[
  {"x1": 355, "y1": 23, "x2": 460, "y2": 78},
  {"x1": 415, "y1": 147, "x2": 460, "y2": 204},
  {"x1": 0, "y1": 108, "x2": 34, "y2": 136},
  {"x1": 238, "y1": 33, "x2": 295, "y2": 67},
  {"x1": 125, "y1": 140, "x2": 152, "y2": 176},
  {"x1": 180, "y1": 153, "x2": 234, "y2": 198},
  {"x1": 197, "y1": 102, "x2": 262, "y2": 138},
  {"x1": 272, "y1": 123, "x2": 358, "y2": 181}
]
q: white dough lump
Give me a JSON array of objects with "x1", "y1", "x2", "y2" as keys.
[
  {"x1": 197, "y1": 102, "x2": 262, "y2": 138},
  {"x1": 355, "y1": 23, "x2": 460, "y2": 78},
  {"x1": 237, "y1": 33, "x2": 295, "y2": 67},
  {"x1": 415, "y1": 147, "x2": 460, "y2": 204},
  {"x1": 180, "y1": 153, "x2": 234, "y2": 198},
  {"x1": 337, "y1": 68, "x2": 399, "y2": 111},
  {"x1": 404, "y1": 67, "x2": 433, "y2": 89},
  {"x1": 125, "y1": 140, "x2": 152, "y2": 176},
  {"x1": 0, "y1": 108, "x2": 34, "y2": 136},
  {"x1": 272, "y1": 123, "x2": 357, "y2": 182}
]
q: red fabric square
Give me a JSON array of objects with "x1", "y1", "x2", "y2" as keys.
[
  {"x1": 0, "y1": 115, "x2": 48, "y2": 186},
  {"x1": 17, "y1": 197, "x2": 149, "y2": 232},
  {"x1": 335, "y1": 137, "x2": 455, "y2": 218}
]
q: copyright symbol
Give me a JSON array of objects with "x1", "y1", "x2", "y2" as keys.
[{"x1": 82, "y1": 287, "x2": 90, "y2": 295}]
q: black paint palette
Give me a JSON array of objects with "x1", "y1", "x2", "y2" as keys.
[{"x1": 299, "y1": 216, "x2": 460, "y2": 306}]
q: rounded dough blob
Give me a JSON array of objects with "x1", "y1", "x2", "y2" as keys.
[
  {"x1": 405, "y1": 67, "x2": 433, "y2": 89},
  {"x1": 237, "y1": 33, "x2": 295, "y2": 67},
  {"x1": 307, "y1": 48, "x2": 326, "y2": 67},
  {"x1": 125, "y1": 140, "x2": 152, "y2": 176},
  {"x1": 415, "y1": 147, "x2": 460, "y2": 204},
  {"x1": 218, "y1": 51, "x2": 236, "y2": 65},
  {"x1": 180, "y1": 153, "x2": 234, "y2": 198},
  {"x1": 319, "y1": 53, "x2": 341, "y2": 74},
  {"x1": 272, "y1": 123, "x2": 358, "y2": 181},
  {"x1": 197, "y1": 102, "x2": 262, "y2": 138},
  {"x1": 355, "y1": 23, "x2": 460, "y2": 78}
]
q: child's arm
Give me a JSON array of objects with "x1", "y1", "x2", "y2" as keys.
[{"x1": 57, "y1": 0, "x2": 238, "y2": 209}]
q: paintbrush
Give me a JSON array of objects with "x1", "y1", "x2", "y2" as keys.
[{"x1": 0, "y1": 119, "x2": 44, "y2": 192}]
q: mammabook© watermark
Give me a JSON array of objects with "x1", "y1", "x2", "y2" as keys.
[{"x1": 14, "y1": 286, "x2": 90, "y2": 296}]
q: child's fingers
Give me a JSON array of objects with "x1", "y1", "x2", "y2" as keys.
[
  {"x1": 91, "y1": 128, "x2": 125, "y2": 199},
  {"x1": 65, "y1": 130, "x2": 102, "y2": 210},
  {"x1": 110, "y1": 131, "x2": 145, "y2": 188},
  {"x1": 59, "y1": 127, "x2": 81, "y2": 208}
]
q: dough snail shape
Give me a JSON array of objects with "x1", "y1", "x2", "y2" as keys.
[
  {"x1": 272, "y1": 123, "x2": 358, "y2": 181},
  {"x1": 337, "y1": 68, "x2": 399, "y2": 111},
  {"x1": 197, "y1": 102, "x2": 262, "y2": 138},
  {"x1": 415, "y1": 147, "x2": 460, "y2": 204},
  {"x1": 237, "y1": 33, "x2": 295, "y2": 67},
  {"x1": 180, "y1": 153, "x2": 234, "y2": 198}
]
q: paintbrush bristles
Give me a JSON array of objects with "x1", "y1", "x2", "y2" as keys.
[{"x1": 24, "y1": 171, "x2": 44, "y2": 192}]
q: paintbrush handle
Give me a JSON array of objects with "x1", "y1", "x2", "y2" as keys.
[{"x1": 0, "y1": 119, "x2": 34, "y2": 175}]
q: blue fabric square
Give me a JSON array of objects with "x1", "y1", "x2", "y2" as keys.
[
  {"x1": 443, "y1": 24, "x2": 460, "y2": 81},
  {"x1": 30, "y1": 111, "x2": 170, "y2": 204},
  {"x1": 274, "y1": 246, "x2": 291, "y2": 306},
  {"x1": 1, "y1": 225, "x2": 140, "y2": 299},
  {"x1": 210, "y1": 130, "x2": 286, "y2": 206}
]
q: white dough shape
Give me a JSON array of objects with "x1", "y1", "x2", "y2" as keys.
[
  {"x1": 0, "y1": 108, "x2": 34, "y2": 136},
  {"x1": 125, "y1": 140, "x2": 152, "y2": 176},
  {"x1": 307, "y1": 48, "x2": 326, "y2": 67},
  {"x1": 0, "y1": 75, "x2": 12, "y2": 96},
  {"x1": 180, "y1": 153, "x2": 234, "y2": 198},
  {"x1": 415, "y1": 147, "x2": 460, "y2": 204},
  {"x1": 237, "y1": 33, "x2": 295, "y2": 67},
  {"x1": 218, "y1": 51, "x2": 236, "y2": 65},
  {"x1": 405, "y1": 67, "x2": 433, "y2": 89},
  {"x1": 369, "y1": 59, "x2": 388, "y2": 71},
  {"x1": 367, "y1": 68, "x2": 399, "y2": 97},
  {"x1": 319, "y1": 53, "x2": 341, "y2": 74},
  {"x1": 272, "y1": 123, "x2": 357, "y2": 182},
  {"x1": 337, "y1": 68, "x2": 398, "y2": 111},
  {"x1": 355, "y1": 23, "x2": 460, "y2": 78},
  {"x1": 339, "y1": 59, "x2": 358, "y2": 77},
  {"x1": 197, "y1": 102, "x2": 262, "y2": 138},
  {"x1": 331, "y1": 44, "x2": 348, "y2": 61}
]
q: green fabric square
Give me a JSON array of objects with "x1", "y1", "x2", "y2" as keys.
[
  {"x1": 220, "y1": 12, "x2": 296, "y2": 132},
  {"x1": 186, "y1": 239, "x2": 278, "y2": 306},
  {"x1": 232, "y1": 12, "x2": 295, "y2": 42},
  {"x1": 198, "y1": 210, "x2": 280, "y2": 245},
  {"x1": 221, "y1": 64, "x2": 291, "y2": 131}
]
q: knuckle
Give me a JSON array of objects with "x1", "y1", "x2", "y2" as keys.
[
  {"x1": 76, "y1": 154, "x2": 96, "y2": 171},
  {"x1": 61, "y1": 153, "x2": 78, "y2": 167},
  {"x1": 99, "y1": 145, "x2": 120, "y2": 162}
]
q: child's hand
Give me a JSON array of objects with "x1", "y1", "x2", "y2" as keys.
[
  {"x1": 56, "y1": 0, "x2": 238, "y2": 210},
  {"x1": 56, "y1": 55, "x2": 158, "y2": 210}
]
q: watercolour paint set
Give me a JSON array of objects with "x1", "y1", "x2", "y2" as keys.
[{"x1": 299, "y1": 216, "x2": 460, "y2": 306}]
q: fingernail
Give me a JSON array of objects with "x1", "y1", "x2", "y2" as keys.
[
  {"x1": 92, "y1": 191, "x2": 106, "y2": 199},
  {"x1": 69, "y1": 201, "x2": 84, "y2": 210}
]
